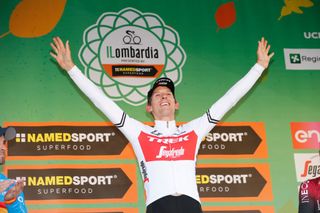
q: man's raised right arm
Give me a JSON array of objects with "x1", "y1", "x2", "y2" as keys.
[{"x1": 50, "y1": 37, "x2": 126, "y2": 126}]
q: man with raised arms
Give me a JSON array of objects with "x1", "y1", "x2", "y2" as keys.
[{"x1": 50, "y1": 37, "x2": 274, "y2": 213}]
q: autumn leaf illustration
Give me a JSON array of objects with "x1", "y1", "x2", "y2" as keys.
[
  {"x1": 279, "y1": 0, "x2": 314, "y2": 20},
  {"x1": 0, "y1": 0, "x2": 67, "y2": 38}
]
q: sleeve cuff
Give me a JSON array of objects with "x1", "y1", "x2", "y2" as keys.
[
  {"x1": 67, "y1": 65, "x2": 79, "y2": 76},
  {"x1": 253, "y1": 63, "x2": 265, "y2": 75},
  {"x1": 4, "y1": 197, "x2": 16, "y2": 205}
]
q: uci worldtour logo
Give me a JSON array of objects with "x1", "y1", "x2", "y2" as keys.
[
  {"x1": 304, "y1": 32, "x2": 320, "y2": 39},
  {"x1": 79, "y1": 7, "x2": 186, "y2": 106}
]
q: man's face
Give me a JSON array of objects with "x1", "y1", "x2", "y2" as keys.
[
  {"x1": 146, "y1": 86, "x2": 179, "y2": 120},
  {"x1": 0, "y1": 136, "x2": 6, "y2": 165}
]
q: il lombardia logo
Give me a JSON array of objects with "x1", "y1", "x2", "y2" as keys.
[{"x1": 78, "y1": 7, "x2": 186, "y2": 106}]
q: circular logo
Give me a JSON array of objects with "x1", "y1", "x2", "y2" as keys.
[{"x1": 79, "y1": 7, "x2": 186, "y2": 106}]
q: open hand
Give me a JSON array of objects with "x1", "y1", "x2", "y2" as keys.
[
  {"x1": 0, "y1": 180, "x2": 15, "y2": 193},
  {"x1": 4, "y1": 179, "x2": 25, "y2": 201},
  {"x1": 50, "y1": 37, "x2": 75, "y2": 71},
  {"x1": 256, "y1": 37, "x2": 274, "y2": 68}
]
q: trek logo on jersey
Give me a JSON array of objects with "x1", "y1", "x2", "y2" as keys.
[
  {"x1": 138, "y1": 131, "x2": 198, "y2": 161},
  {"x1": 294, "y1": 153, "x2": 320, "y2": 182},
  {"x1": 291, "y1": 122, "x2": 320, "y2": 149}
]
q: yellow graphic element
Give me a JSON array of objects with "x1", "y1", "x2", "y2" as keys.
[
  {"x1": 27, "y1": 133, "x2": 71, "y2": 142},
  {"x1": 279, "y1": 0, "x2": 314, "y2": 20},
  {"x1": 28, "y1": 176, "x2": 73, "y2": 186},
  {"x1": 0, "y1": 0, "x2": 66, "y2": 38}
]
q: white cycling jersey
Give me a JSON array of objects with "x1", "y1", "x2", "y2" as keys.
[{"x1": 68, "y1": 63, "x2": 264, "y2": 206}]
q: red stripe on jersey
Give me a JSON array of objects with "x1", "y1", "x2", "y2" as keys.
[{"x1": 138, "y1": 131, "x2": 198, "y2": 162}]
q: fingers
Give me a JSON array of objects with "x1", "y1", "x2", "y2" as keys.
[
  {"x1": 66, "y1": 40, "x2": 71, "y2": 56},
  {"x1": 50, "y1": 42, "x2": 58, "y2": 54},
  {"x1": 266, "y1": 44, "x2": 271, "y2": 53},
  {"x1": 52, "y1": 36, "x2": 67, "y2": 53},
  {"x1": 269, "y1": 52, "x2": 275, "y2": 59},
  {"x1": 0, "y1": 180, "x2": 15, "y2": 192}
]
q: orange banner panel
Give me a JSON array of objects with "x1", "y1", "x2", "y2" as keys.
[{"x1": 3, "y1": 164, "x2": 137, "y2": 205}]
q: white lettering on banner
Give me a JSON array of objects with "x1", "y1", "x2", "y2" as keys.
[
  {"x1": 37, "y1": 187, "x2": 94, "y2": 195},
  {"x1": 284, "y1": 48, "x2": 320, "y2": 70},
  {"x1": 155, "y1": 146, "x2": 185, "y2": 158},
  {"x1": 304, "y1": 32, "x2": 320, "y2": 39},
  {"x1": 295, "y1": 130, "x2": 320, "y2": 143},
  {"x1": 73, "y1": 176, "x2": 113, "y2": 185},
  {"x1": 205, "y1": 132, "x2": 245, "y2": 142},
  {"x1": 211, "y1": 174, "x2": 250, "y2": 184}
]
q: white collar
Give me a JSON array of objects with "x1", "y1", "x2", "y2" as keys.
[{"x1": 154, "y1": 120, "x2": 177, "y2": 135}]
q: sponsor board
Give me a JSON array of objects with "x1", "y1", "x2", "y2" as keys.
[
  {"x1": 294, "y1": 153, "x2": 320, "y2": 182},
  {"x1": 4, "y1": 122, "x2": 268, "y2": 160},
  {"x1": 202, "y1": 206, "x2": 274, "y2": 213},
  {"x1": 284, "y1": 48, "x2": 320, "y2": 70},
  {"x1": 4, "y1": 122, "x2": 135, "y2": 160},
  {"x1": 29, "y1": 208, "x2": 138, "y2": 213},
  {"x1": 291, "y1": 122, "x2": 320, "y2": 149},
  {"x1": 196, "y1": 164, "x2": 273, "y2": 202},
  {"x1": 198, "y1": 122, "x2": 267, "y2": 159},
  {"x1": 3, "y1": 164, "x2": 137, "y2": 204}
]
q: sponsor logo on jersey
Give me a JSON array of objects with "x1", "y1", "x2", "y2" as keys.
[{"x1": 138, "y1": 131, "x2": 197, "y2": 161}]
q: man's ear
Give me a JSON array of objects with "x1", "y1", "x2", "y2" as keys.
[
  {"x1": 146, "y1": 104, "x2": 152, "y2": 113},
  {"x1": 175, "y1": 101, "x2": 180, "y2": 110}
]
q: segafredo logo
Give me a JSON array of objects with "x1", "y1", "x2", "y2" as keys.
[
  {"x1": 79, "y1": 7, "x2": 186, "y2": 106},
  {"x1": 294, "y1": 153, "x2": 320, "y2": 182}
]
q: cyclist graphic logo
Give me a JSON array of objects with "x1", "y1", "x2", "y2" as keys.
[
  {"x1": 79, "y1": 7, "x2": 186, "y2": 106},
  {"x1": 123, "y1": 30, "x2": 141, "y2": 45}
]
